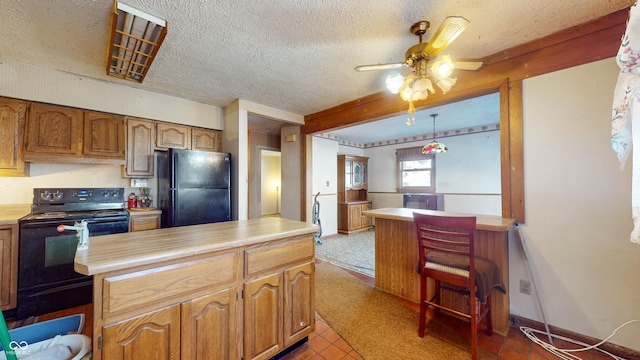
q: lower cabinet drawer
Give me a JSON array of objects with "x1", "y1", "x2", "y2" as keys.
[
  {"x1": 103, "y1": 251, "x2": 236, "y2": 318},
  {"x1": 129, "y1": 215, "x2": 160, "y2": 231},
  {"x1": 244, "y1": 235, "x2": 314, "y2": 276}
]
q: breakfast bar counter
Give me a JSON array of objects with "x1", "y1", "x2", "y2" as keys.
[
  {"x1": 75, "y1": 217, "x2": 318, "y2": 360},
  {"x1": 363, "y1": 207, "x2": 515, "y2": 334}
]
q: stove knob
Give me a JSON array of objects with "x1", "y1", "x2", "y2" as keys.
[
  {"x1": 112, "y1": 191, "x2": 119, "y2": 197},
  {"x1": 102, "y1": 191, "x2": 109, "y2": 197},
  {"x1": 41, "y1": 191, "x2": 51, "y2": 200},
  {"x1": 54, "y1": 191, "x2": 64, "y2": 200}
]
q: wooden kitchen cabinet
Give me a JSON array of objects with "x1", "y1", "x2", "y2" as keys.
[
  {"x1": 283, "y1": 262, "x2": 314, "y2": 347},
  {"x1": 24, "y1": 102, "x2": 83, "y2": 157},
  {"x1": 243, "y1": 236, "x2": 315, "y2": 360},
  {"x1": 192, "y1": 127, "x2": 222, "y2": 152},
  {"x1": 338, "y1": 201, "x2": 373, "y2": 234},
  {"x1": 338, "y1": 155, "x2": 369, "y2": 202},
  {"x1": 83, "y1": 221, "x2": 315, "y2": 360},
  {"x1": 0, "y1": 97, "x2": 29, "y2": 176},
  {"x1": 0, "y1": 225, "x2": 18, "y2": 310},
  {"x1": 156, "y1": 122, "x2": 191, "y2": 150},
  {"x1": 24, "y1": 102, "x2": 125, "y2": 164},
  {"x1": 106, "y1": 286, "x2": 238, "y2": 359},
  {"x1": 83, "y1": 111, "x2": 125, "y2": 159},
  {"x1": 97, "y1": 250, "x2": 238, "y2": 359},
  {"x1": 244, "y1": 272, "x2": 282, "y2": 360},
  {"x1": 243, "y1": 263, "x2": 314, "y2": 360},
  {"x1": 102, "y1": 304, "x2": 181, "y2": 359},
  {"x1": 338, "y1": 155, "x2": 371, "y2": 234},
  {"x1": 128, "y1": 209, "x2": 161, "y2": 232},
  {"x1": 123, "y1": 117, "x2": 156, "y2": 178},
  {"x1": 181, "y1": 287, "x2": 237, "y2": 360}
]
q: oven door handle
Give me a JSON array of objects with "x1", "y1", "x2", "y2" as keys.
[{"x1": 26, "y1": 279, "x2": 93, "y2": 297}]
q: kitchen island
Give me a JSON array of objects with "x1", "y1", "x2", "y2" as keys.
[
  {"x1": 75, "y1": 217, "x2": 318, "y2": 360},
  {"x1": 363, "y1": 207, "x2": 515, "y2": 335}
]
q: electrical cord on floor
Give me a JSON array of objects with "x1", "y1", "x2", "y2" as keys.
[
  {"x1": 515, "y1": 224, "x2": 639, "y2": 359},
  {"x1": 519, "y1": 319, "x2": 639, "y2": 360}
]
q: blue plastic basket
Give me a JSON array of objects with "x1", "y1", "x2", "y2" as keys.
[{"x1": 0, "y1": 314, "x2": 84, "y2": 352}]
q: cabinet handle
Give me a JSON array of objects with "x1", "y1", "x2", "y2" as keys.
[{"x1": 300, "y1": 321, "x2": 307, "y2": 327}]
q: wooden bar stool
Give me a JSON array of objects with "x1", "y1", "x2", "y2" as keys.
[{"x1": 413, "y1": 212, "x2": 504, "y2": 360}]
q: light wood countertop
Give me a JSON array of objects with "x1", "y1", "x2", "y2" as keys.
[
  {"x1": 0, "y1": 204, "x2": 31, "y2": 225},
  {"x1": 127, "y1": 207, "x2": 162, "y2": 216},
  {"x1": 363, "y1": 207, "x2": 515, "y2": 232},
  {"x1": 74, "y1": 217, "x2": 319, "y2": 276}
]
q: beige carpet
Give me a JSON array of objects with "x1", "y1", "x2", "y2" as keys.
[
  {"x1": 315, "y1": 230, "x2": 375, "y2": 276},
  {"x1": 315, "y1": 261, "x2": 497, "y2": 360}
]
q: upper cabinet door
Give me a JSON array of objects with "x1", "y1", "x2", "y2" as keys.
[
  {"x1": 361, "y1": 163, "x2": 367, "y2": 185},
  {"x1": 83, "y1": 111, "x2": 125, "y2": 159},
  {"x1": 192, "y1": 128, "x2": 222, "y2": 152},
  {"x1": 345, "y1": 160, "x2": 352, "y2": 188},
  {"x1": 124, "y1": 117, "x2": 156, "y2": 178},
  {"x1": 353, "y1": 162, "x2": 361, "y2": 186},
  {"x1": 156, "y1": 122, "x2": 191, "y2": 150},
  {"x1": 25, "y1": 103, "x2": 82, "y2": 155},
  {"x1": 0, "y1": 97, "x2": 28, "y2": 176}
]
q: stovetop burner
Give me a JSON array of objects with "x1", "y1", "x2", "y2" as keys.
[{"x1": 22, "y1": 187, "x2": 127, "y2": 222}]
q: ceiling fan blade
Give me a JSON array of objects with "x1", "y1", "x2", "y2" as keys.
[
  {"x1": 423, "y1": 16, "x2": 470, "y2": 57},
  {"x1": 354, "y1": 62, "x2": 406, "y2": 72},
  {"x1": 454, "y1": 60, "x2": 484, "y2": 71}
]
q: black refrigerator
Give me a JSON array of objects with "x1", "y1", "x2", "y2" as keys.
[{"x1": 157, "y1": 148, "x2": 231, "y2": 228}]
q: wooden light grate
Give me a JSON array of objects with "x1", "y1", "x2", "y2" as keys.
[{"x1": 106, "y1": 1, "x2": 167, "y2": 83}]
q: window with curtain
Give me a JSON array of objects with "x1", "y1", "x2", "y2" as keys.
[{"x1": 396, "y1": 146, "x2": 435, "y2": 193}]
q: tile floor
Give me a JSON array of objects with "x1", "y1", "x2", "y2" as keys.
[{"x1": 7, "y1": 266, "x2": 622, "y2": 360}]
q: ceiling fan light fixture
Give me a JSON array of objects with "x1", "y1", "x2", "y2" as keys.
[
  {"x1": 355, "y1": 16, "x2": 481, "y2": 117},
  {"x1": 413, "y1": 90, "x2": 429, "y2": 101},
  {"x1": 412, "y1": 77, "x2": 431, "y2": 92},
  {"x1": 436, "y1": 76, "x2": 457, "y2": 94},
  {"x1": 386, "y1": 73, "x2": 405, "y2": 94},
  {"x1": 400, "y1": 86, "x2": 413, "y2": 102},
  {"x1": 432, "y1": 54, "x2": 455, "y2": 78}
]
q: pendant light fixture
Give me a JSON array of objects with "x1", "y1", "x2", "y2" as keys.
[{"x1": 422, "y1": 113, "x2": 448, "y2": 154}]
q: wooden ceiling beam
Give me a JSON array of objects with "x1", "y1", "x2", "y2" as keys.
[{"x1": 302, "y1": 8, "x2": 629, "y2": 134}]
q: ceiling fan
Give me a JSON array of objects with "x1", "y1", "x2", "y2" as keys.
[{"x1": 355, "y1": 16, "x2": 483, "y2": 113}]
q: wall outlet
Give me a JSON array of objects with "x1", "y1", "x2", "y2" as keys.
[
  {"x1": 519, "y1": 279, "x2": 531, "y2": 295},
  {"x1": 130, "y1": 178, "x2": 148, "y2": 188},
  {"x1": 325, "y1": 180, "x2": 330, "y2": 187}
]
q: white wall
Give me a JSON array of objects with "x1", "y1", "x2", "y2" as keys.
[
  {"x1": 363, "y1": 132, "x2": 501, "y2": 215},
  {"x1": 280, "y1": 125, "x2": 302, "y2": 221},
  {"x1": 0, "y1": 163, "x2": 140, "y2": 205},
  {"x1": 0, "y1": 59, "x2": 223, "y2": 129},
  {"x1": 311, "y1": 137, "x2": 339, "y2": 236},
  {"x1": 435, "y1": 131, "x2": 501, "y2": 194},
  {"x1": 514, "y1": 58, "x2": 640, "y2": 350}
]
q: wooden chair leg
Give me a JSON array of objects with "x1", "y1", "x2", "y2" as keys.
[
  {"x1": 418, "y1": 274, "x2": 427, "y2": 337},
  {"x1": 485, "y1": 294, "x2": 493, "y2": 336},
  {"x1": 433, "y1": 280, "x2": 441, "y2": 315},
  {"x1": 470, "y1": 293, "x2": 478, "y2": 360}
]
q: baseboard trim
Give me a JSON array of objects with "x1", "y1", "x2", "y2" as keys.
[{"x1": 510, "y1": 315, "x2": 639, "y2": 359}]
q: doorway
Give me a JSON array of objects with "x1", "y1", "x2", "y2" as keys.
[{"x1": 260, "y1": 149, "x2": 281, "y2": 217}]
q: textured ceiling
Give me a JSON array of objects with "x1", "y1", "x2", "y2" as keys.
[{"x1": 0, "y1": 0, "x2": 633, "y2": 141}]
